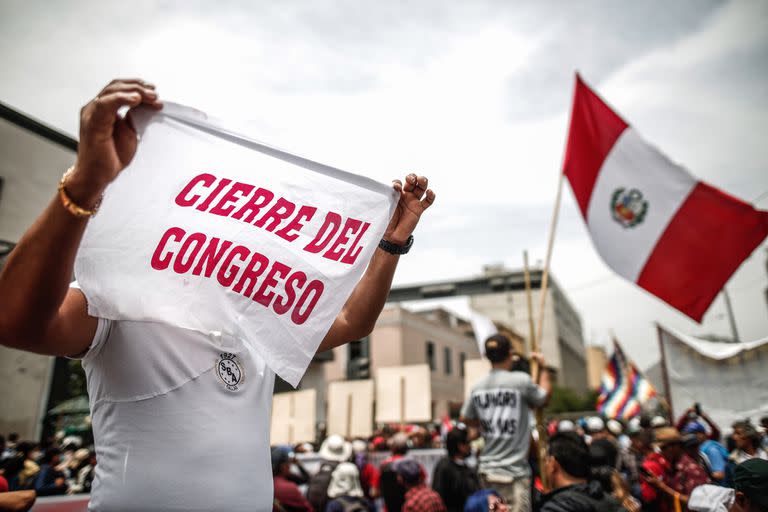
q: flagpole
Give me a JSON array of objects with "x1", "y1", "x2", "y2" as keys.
[
  {"x1": 655, "y1": 323, "x2": 675, "y2": 423},
  {"x1": 721, "y1": 287, "x2": 741, "y2": 343},
  {"x1": 524, "y1": 250, "x2": 549, "y2": 491},
  {"x1": 535, "y1": 172, "x2": 566, "y2": 350}
]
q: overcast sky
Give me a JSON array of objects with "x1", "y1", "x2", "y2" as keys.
[{"x1": 1, "y1": 0, "x2": 766, "y2": 370}]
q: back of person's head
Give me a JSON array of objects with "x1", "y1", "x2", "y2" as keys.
[
  {"x1": 8, "y1": 433, "x2": 19, "y2": 443},
  {"x1": 734, "y1": 458, "x2": 768, "y2": 512},
  {"x1": 446, "y1": 427, "x2": 469, "y2": 458},
  {"x1": 389, "y1": 433, "x2": 409, "y2": 456},
  {"x1": 396, "y1": 459, "x2": 422, "y2": 487},
  {"x1": 42, "y1": 447, "x2": 61, "y2": 465},
  {"x1": 589, "y1": 439, "x2": 619, "y2": 494},
  {"x1": 17, "y1": 441, "x2": 36, "y2": 458},
  {"x1": 464, "y1": 489, "x2": 502, "y2": 512},
  {"x1": 270, "y1": 446, "x2": 291, "y2": 476},
  {"x1": 549, "y1": 432, "x2": 590, "y2": 480},
  {"x1": 590, "y1": 438, "x2": 618, "y2": 467},
  {"x1": 484, "y1": 334, "x2": 511, "y2": 364}
]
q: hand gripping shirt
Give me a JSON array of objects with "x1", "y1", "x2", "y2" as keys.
[{"x1": 77, "y1": 311, "x2": 276, "y2": 511}]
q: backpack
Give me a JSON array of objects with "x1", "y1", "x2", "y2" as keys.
[
  {"x1": 307, "y1": 461, "x2": 339, "y2": 512},
  {"x1": 335, "y1": 496, "x2": 370, "y2": 512}
]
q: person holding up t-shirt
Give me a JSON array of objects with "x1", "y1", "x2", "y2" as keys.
[
  {"x1": 460, "y1": 335, "x2": 551, "y2": 512},
  {"x1": 0, "y1": 79, "x2": 436, "y2": 512}
]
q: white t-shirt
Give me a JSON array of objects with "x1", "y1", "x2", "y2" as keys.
[{"x1": 79, "y1": 312, "x2": 276, "y2": 511}]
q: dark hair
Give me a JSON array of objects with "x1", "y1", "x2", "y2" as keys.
[
  {"x1": 17, "y1": 441, "x2": 36, "y2": 458},
  {"x1": 484, "y1": 334, "x2": 511, "y2": 363},
  {"x1": 446, "y1": 427, "x2": 469, "y2": 457},
  {"x1": 590, "y1": 439, "x2": 618, "y2": 467},
  {"x1": 42, "y1": 447, "x2": 61, "y2": 464},
  {"x1": 549, "y1": 432, "x2": 590, "y2": 479},
  {"x1": 8, "y1": 433, "x2": 19, "y2": 443}
]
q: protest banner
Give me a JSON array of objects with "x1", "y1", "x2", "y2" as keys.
[
  {"x1": 74, "y1": 103, "x2": 398, "y2": 386},
  {"x1": 656, "y1": 324, "x2": 768, "y2": 428},
  {"x1": 375, "y1": 365, "x2": 431, "y2": 423},
  {"x1": 327, "y1": 379, "x2": 374, "y2": 438},
  {"x1": 271, "y1": 389, "x2": 317, "y2": 445}
]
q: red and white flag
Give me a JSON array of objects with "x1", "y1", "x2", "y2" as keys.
[{"x1": 563, "y1": 74, "x2": 768, "y2": 322}]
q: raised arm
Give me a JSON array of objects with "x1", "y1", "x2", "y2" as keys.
[
  {"x1": 317, "y1": 173, "x2": 435, "y2": 352},
  {"x1": 0, "y1": 79, "x2": 161, "y2": 356}
]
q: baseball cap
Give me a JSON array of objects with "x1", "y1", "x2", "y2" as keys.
[
  {"x1": 484, "y1": 334, "x2": 511, "y2": 363},
  {"x1": 734, "y1": 458, "x2": 768, "y2": 507},
  {"x1": 683, "y1": 421, "x2": 706, "y2": 434},
  {"x1": 270, "y1": 446, "x2": 291, "y2": 469},
  {"x1": 396, "y1": 459, "x2": 422, "y2": 485}
]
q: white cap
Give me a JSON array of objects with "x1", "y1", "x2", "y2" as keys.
[
  {"x1": 586, "y1": 416, "x2": 605, "y2": 433},
  {"x1": 557, "y1": 420, "x2": 576, "y2": 432},
  {"x1": 607, "y1": 419, "x2": 623, "y2": 436},
  {"x1": 651, "y1": 416, "x2": 668, "y2": 428}
]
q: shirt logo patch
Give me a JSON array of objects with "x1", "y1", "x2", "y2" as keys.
[{"x1": 216, "y1": 353, "x2": 244, "y2": 392}]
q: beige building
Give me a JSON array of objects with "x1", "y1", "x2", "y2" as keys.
[
  {"x1": 469, "y1": 265, "x2": 588, "y2": 393},
  {"x1": 586, "y1": 345, "x2": 608, "y2": 391},
  {"x1": 301, "y1": 305, "x2": 482, "y2": 423}
]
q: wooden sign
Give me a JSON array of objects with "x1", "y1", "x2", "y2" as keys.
[
  {"x1": 463, "y1": 358, "x2": 491, "y2": 398},
  {"x1": 375, "y1": 364, "x2": 431, "y2": 423},
  {"x1": 271, "y1": 389, "x2": 316, "y2": 444},
  {"x1": 327, "y1": 380, "x2": 374, "y2": 438}
]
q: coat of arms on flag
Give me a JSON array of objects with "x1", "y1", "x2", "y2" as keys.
[{"x1": 597, "y1": 341, "x2": 657, "y2": 420}]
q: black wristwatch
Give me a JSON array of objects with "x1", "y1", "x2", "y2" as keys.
[{"x1": 379, "y1": 235, "x2": 414, "y2": 255}]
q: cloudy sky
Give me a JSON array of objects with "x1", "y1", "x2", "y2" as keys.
[{"x1": 1, "y1": 0, "x2": 766, "y2": 369}]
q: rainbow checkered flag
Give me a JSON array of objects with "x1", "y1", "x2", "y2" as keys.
[{"x1": 597, "y1": 341, "x2": 657, "y2": 419}]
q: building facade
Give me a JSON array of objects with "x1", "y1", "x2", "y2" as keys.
[
  {"x1": 585, "y1": 345, "x2": 608, "y2": 391},
  {"x1": 301, "y1": 305, "x2": 482, "y2": 424}
]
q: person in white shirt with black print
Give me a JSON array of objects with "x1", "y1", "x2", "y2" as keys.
[{"x1": 0, "y1": 79, "x2": 436, "y2": 512}]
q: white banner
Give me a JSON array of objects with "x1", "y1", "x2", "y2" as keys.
[
  {"x1": 75, "y1": 103, "x2": 397, "y2": 386},
  {"x1": 659, "y1": 325, "x2": 768, "y2": 429},
  {"x1": 469, "y1": 310, "x2": 497, "y2": 355}
]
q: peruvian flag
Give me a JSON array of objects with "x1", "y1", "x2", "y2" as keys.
[{"x1": 563, "y1": 74, "x2": 768, "y2": 322}]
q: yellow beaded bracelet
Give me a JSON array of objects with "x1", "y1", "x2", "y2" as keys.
[{"x1": 58, "y1": 166, "x2": 101, "y2": 218}]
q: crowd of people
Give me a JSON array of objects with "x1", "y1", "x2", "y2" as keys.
[
  {"x1": 269, "y1": 412, "x2": 768, "y2": 512},
  {"x1": 0, "y1": 431, "x2": 96, "y2": 498},
  {"x1": 269, "y1": 335, "x2": 768, "y2": 512}
]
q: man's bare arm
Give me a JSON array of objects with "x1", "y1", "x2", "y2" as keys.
[
  {"x1": 318, "y1": 173, "x2": 435, "y2": 352},
  {"x1": 0, "y1": 79, "x2": 161, "y2": 356}
]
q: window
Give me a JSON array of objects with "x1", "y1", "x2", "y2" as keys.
[
  {"x1": 459, "y1": 352, "x2": 466, "y2": 377},
  {"x1": 444, "y1": 347, "x2": 452, "y2": 375},
  {"x1": 426, "y1": 341, "x2": 435, "y2": 371},
  {"x1": 347, "y1": 336, "x2": 370, "y2": 380}
]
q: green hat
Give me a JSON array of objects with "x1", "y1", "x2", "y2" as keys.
[{"x1": 734, "y1": 458, "x2": 768, "y2": 507}]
